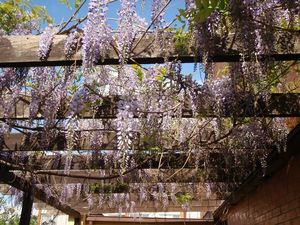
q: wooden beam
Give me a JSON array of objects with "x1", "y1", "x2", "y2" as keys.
[
  {"x1": 19, "y1": 190, "x2": 33, "y2": 225},
  {"x1": 86, "y1": 216, "x2": 214, "y2": 225},
  {"x1": 0, "y1": 162, "x2": 81, "y2": 218},
  {"x1": 2, "y1": 131, "x2": 118, "y2": 152},
  {"x1": 199, "y1": 93, "x2": 300, "y2": 118},
  {"x1": 33, "y1": 200, "x2": 222, "y2": 217},
  {"x1": 32, "y1": 170, "x2": 222, "y2": 184},
  {"x1": 0, "y1": 35, "x2": 299, "y2": 67},
  {"x1": 1, "y1": 150, "x2": 247, "y2": 180},
  {"x1": 72, "y1": 200, "x2": 223, "y2": 214},
  {"x1": 3, "y1": 93, "x2": 300, "y2": 120}
]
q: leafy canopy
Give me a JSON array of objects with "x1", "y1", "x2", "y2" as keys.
[{"x1": 0, "y1": 0, "x2": 53, "y2": 33}]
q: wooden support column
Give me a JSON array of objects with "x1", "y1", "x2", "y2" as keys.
[
  {"x1": 36, "y1": 208, "x2": 42, "y2": 225},
  {"x1": 74, "y1": 217, "x2": 81, "y2": 225},
  {"x1": 81, "y1": 214, "x2": 87, "y2": 225},
  {"x1": 19, "y1": 190, "x2": 33, "y2": 225}
]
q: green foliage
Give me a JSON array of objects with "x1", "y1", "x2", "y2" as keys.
[
  {"x1": 173, "y1": 28, "x2": 191, "y2": 55},
  {"x1": 59, "y1": 0, "x2": 71, "y2": 9},
  {"x1": 75, "y1": 0, "x2": 82, "y2": 9},
  {"x1": 267, "y1": 61, "x2": 300, "y2": 92},
  {"x1": 90, "y1": 182, "x2": 130, "y2": 193},
  {"x1": 0, "y1": 0, "x2": 52, "y2": 33},
  {"x1": 114, "y1": 182, "x2": 130, "y2": 193},
  {"x1": 132, "y1": 64, "x2": 167, "y2": 82},
  {"x1": 175, "y1": 192, "x2": 193, "y2": 204},
  {"x1": 0, "y1": 216, "x2": 37, "y2": 225},
  {"x1": 59, "y1": 0, "x2": 83, "y2": 10},
  {"x1": 178, "y1": 0, "x2": 228, "y2": 27},
  {"x1": 132, "y1": 65, "x2": 144, "y2": 82},
  {"x1": 0, "y1": 197, "x2": 36, "y2": 225}
]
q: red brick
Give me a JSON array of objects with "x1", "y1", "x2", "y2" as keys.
[
  {"x1": 290, "y1": 216, "x2": 300, "y2": 225},
  {"x1": 226, "y1": 154, "x2": 300, "y2": 225},
  {"x1": 272, "y1": 207, "x2": 281, "y2": 217}
]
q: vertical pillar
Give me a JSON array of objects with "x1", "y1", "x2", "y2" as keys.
[
  {"x1": 74, "y1": 217, "x2": 81, "y2": 225},
  {"x1": 36, "y1": 208, "x2": 42, "y2": 225},
  {"x1": 81, "y1": 214, "x2": 87, "y2": 225},
  {"x1": 19, "y1": 190, "x2": 33, "y2": 225}
]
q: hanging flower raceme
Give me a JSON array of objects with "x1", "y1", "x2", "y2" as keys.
[
  {"x1": 201, "y1": 75, "x2": 235, "y2": 114},
  {"x1": 138, "y1": 184, "x2": 148, "y2": 205},
  {"x1": 117, "y1": 0, "x2": 138, "y2": 63},
  {"x1": 28, "y1": 67, "x2": 57, "y2": 120},
  {"x1": 82, "y1": 0, "x2": 112, "y2": 69},
  {"x1": 151, "y1": 0, "x2": 165, "y2": 33},
  {"x1": 89, "y1": 120, "x2": 104, "y2": 150},
  {"x1": 64, "y1": 31, "x2": 81, "y2": 59},
  {"x1": 38, "y1": 25, "x2": 58, "y2": 60},
  {"x1": 0, "y1": 68, "x2": 28, "y2": 90},
  {"x1": 115, "y1": 99, "x2": 135, "y2": 167},
  {"x1": 0, "y1": 121, "x2": 9, "y2": 136},
  {"x1": 68, "y1": 87, "x2": 90, "y2": 116}
]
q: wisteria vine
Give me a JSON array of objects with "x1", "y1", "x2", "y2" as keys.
[{"x1": 0, "y1": 0, "x2": 299, "y2": 216}]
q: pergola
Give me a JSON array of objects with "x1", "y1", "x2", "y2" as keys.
[{"x1": 0, "y1": 30, "x2": 299, "y2": 225}]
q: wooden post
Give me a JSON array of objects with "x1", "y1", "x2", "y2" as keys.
[
  {"x1": 81, "y1": 214, "x2": 87, "y2": 225},
  {"x1": 74, "y1": 217, "x2": 81, "y2": 225},
  {"x1": 36, "y1": 208, "x2": 42, "y2": 225},
  {"x1": 19, "y1": 190, "x2": 33, "y2": 225}
]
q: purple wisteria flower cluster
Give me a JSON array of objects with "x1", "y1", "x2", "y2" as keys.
[
  {"x1": 151, "y1": 0, "x2": 165, "y2": 33},
  {"x1": 1, "y1": 0, "x2": 298, "y2": 214},
  {"x1": 117, "y1": 0, "x2": 138, "y2": 62},
  {"x1": 82, "y1": 0, "x2": 112, "y2": 69},
  {"x1": 38, "y1": 25, "x2": 57, "y2": 60},
  {"x1": 64, "y1": 31, "x2": 81, "y2": 59}
]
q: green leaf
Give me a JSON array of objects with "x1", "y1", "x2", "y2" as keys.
[
  {"x1": 202, "y1": 0, "x2": 210, "y2": 10},
  {"x1": 59, "y1": 0, "x2": 71, "y2": 9},
  {"x1": 176, "y1": 192, "x2": 193, "y2": 204},
  {"x1": 218, "y1": 0, "x2": 228, "y2": 12},
  {"x1": 0, "y1": 0, "x2": 54, "y2": 33},
  {"x1": 75, "y1": 0, "x2": 82, "y2": 9},
  {"x1": 211, "y1": 0, "x2": 218, "y2": 8},
  {"x1": 132, "y1": 65, "x2": 144, "y2": 81},
  {"x1": 195, "y1": 0, "x2": 202, "y2": 9},
  {"x1": 149, "y1": 146, "x2": 161, "y2": 152},
  {"x1": 178, "y1": 9, "x2": 187, "y2": 17}
]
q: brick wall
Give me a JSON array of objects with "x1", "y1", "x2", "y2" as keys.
[{"x1": 226, "y1": 152, "x2": 300, "y2": 225}]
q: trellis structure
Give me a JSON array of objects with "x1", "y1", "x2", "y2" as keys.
[
  {"x1": 1, "y1": 0, "x2": 300, "y2": 223},
  {"x1": 0, "y1": 32, "x2": 299, "y2": 225}
]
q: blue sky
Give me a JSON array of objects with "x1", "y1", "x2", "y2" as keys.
[
  {"x1": 31, "y1": 0, "x2": 204, "y2": 83},
  {"x1": 32, "y1": 0, "x2": 186, "y2": 27}
]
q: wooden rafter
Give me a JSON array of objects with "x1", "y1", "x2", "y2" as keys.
[
  {"x1": 0, "y1": 162, "x2": 81, "y2": 218},
  {"x1": 2, "y1": 93, "x2": 300, "y2": 120},
  {"x1": 86, "y1": 216, "x2": 214, "y2": 224},
  {"x1": 71, "y1": 200, "x2": 223, "y2": 214},
  {"x1": 0, "y1": 35, "x2": 299, "y2": 67}
]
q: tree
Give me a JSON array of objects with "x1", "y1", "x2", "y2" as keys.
[{"x1": 0, "y1": 0, "x2": 53, "y2": 34}]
